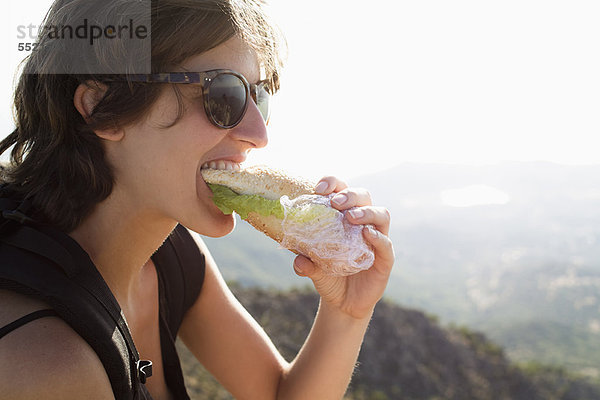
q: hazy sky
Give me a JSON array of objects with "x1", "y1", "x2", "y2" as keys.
[{"x1": 2, "y1": 0, "x2": 599, "y2": 181}]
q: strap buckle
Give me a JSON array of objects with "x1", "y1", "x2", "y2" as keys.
[
  {"x1": 136, "y1": 360, "x2": 153, "y2": 384},
  {"x1": 2, "y1": 209, "x2": 35, "y2": 224},
  {"x1": 0, "y1": 196, "x2": 36, "y2": 237}
]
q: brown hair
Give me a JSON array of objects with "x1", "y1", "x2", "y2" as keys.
[{"x1": 0, "y1": 0, "x2": 284, "y2": 232}]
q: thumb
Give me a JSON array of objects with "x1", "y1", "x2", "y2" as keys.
[{"x1": 293, "y1": 255, "x2": 326, "y2": 281}]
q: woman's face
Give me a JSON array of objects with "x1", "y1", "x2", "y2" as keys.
[{"x1": 108, "y1": 36, "x2": 268, "y2": 237}]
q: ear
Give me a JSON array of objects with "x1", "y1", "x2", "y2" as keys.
[{"x1": 74, "y1": 81, "x2": 124, "y2": 141}]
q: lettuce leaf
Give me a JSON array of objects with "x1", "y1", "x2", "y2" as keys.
[{"x1": 207, "y1": 184, "x2": 284, "y2": 219}]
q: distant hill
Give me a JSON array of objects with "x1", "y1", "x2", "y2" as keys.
[
  {"x1": 177, "y1": 286, "x2": 600, "y2": 400},
  {"x1": 202, "y1": 162, "x2": 600, "y2": 378}
]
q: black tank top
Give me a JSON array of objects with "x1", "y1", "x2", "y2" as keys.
[{"x1": 151, "y1": 224, "x2": 206, "y2": 399}]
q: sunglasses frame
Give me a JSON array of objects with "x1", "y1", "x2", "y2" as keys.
[{"x1": 126, "y1": 69, "x2": 270, "y2": 129}]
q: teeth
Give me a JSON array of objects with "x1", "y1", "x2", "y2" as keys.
[{"x1": 200, "y1": 160, "x2": 241, "y2": 171}]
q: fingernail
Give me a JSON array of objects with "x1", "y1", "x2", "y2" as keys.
[
  {"x1": 367, "y1": 225, "x2": 379, "y2": 237},
  {"x1": 314, "y1": 181, "x2": 328, "y2": 194},
  {"x1": 331, "y1": 194, "x2": 347, "y2": 206},
  {"x1": 349, "y1": 209, "x2": 364, "y2": 219},
  {"x1": 293, "y1": 258, "x2": 304, "y2": 275}
]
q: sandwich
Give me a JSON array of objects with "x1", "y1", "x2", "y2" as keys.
[{"x1": 201, "y1": 165, "x2": 375, "y2": 276}]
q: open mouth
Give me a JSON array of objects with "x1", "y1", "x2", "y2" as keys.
[{"x1": 198, "y1": 159, "x2": 243, "y2": 214}]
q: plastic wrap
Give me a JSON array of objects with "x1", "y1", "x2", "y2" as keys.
[{"x1": 279, "y1": 194, "x2": 375, "y2": 276}]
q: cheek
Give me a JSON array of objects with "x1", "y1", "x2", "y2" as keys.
[
  {"x1": 120, "y1": 109, "x2": 220, "y2": 194},
  {"x1": 178, "y1": 116, "x2": 223, "y2": 157},
  {"x1": 153, "y1": 92, "x2": 223, "y2": 154},
  {"x1": 131, "y1": 87, "x2": 225, "y2": 175}
]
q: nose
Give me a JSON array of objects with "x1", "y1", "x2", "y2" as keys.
[{"x1": 227, "y1": 100, "x2": 269, "y2": 149}]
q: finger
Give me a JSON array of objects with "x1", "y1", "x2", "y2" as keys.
[
  {"x1": 314, "y1": 176, "x2": 348, "y2": 195},
  {"x1": 293, "y1": 255, "x2": 315, "y2": 277},
  {"x1": 330, "y1": 187, "x2": 372, "y2": 210},
  {"x1": 363, "y1": 226, "x2": 395, "y2": 274},
  {"x1": 293, "y1": 255, "x2": 328, "y2": 282},
  {"x1": 346, "y1": 206, "x2": 391, "y2": 235}
]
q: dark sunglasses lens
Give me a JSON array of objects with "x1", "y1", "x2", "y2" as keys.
[
  {"x1": 255, "y1": 83, "x2": 271, "y2": 123},
  {"x1": 208, "y1": 74, "x2": 247, "y2": 127}
]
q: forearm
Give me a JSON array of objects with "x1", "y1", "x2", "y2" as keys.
[{"x1": 277, "y1": 300, "x2": 373, "y2": 400}]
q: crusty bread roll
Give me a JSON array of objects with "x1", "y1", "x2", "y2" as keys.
[
  {"x1": 202, "y1": 165, "x2": 314, "y2": 243},
  {"x1": 201, "y1": 165, "x2": 315, "y2": 200},
  {"x1": 201, "y1": 165, "x2": 374, "y2": 276}
]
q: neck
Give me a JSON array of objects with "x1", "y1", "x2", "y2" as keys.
[{"x1": 69, "y1": 189, "x2": 177, "y2": 304}]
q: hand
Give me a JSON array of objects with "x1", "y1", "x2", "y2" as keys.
[{"x1": 293, "y1": 176, "x2": 395, "y2": 320}]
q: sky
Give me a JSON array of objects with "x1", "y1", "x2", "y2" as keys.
[{"x1": 1, "y1": 0, "x2": 599, "y2": 181}]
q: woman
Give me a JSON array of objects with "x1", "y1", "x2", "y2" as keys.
[{"x1": 0, "y1": 0, "x2": 394, "y2": 399}]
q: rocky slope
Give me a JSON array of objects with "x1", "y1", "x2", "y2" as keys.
[{"x1": 177, "y1": 286, "x2": 600, "y2": 400}]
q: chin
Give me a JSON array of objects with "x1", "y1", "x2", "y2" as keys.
[{"x1": 185, "y1": 211, "x2": 236, "y2": 238}]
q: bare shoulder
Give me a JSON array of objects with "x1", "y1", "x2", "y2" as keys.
[
  {"x1": 0, "y1": 290, "x2": 114, "y2": 400},
  {"x1": 0, "y1": 289, "x2": 51, "y2": 323}
]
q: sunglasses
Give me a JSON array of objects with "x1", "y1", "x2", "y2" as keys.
[{"x1": 126, "y1": 69, "x2": 271, "y2": 129}]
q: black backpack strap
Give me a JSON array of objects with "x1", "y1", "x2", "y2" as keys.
[
  {"x1": 0, "y1": 201, "x2": 148, "y2": 399},
  {"x1": 1, "y1": 225, "x2": 80, "y2": 277},
  {"x1": 0, "y1": 253, "x2": 139, "y2": 399}
]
